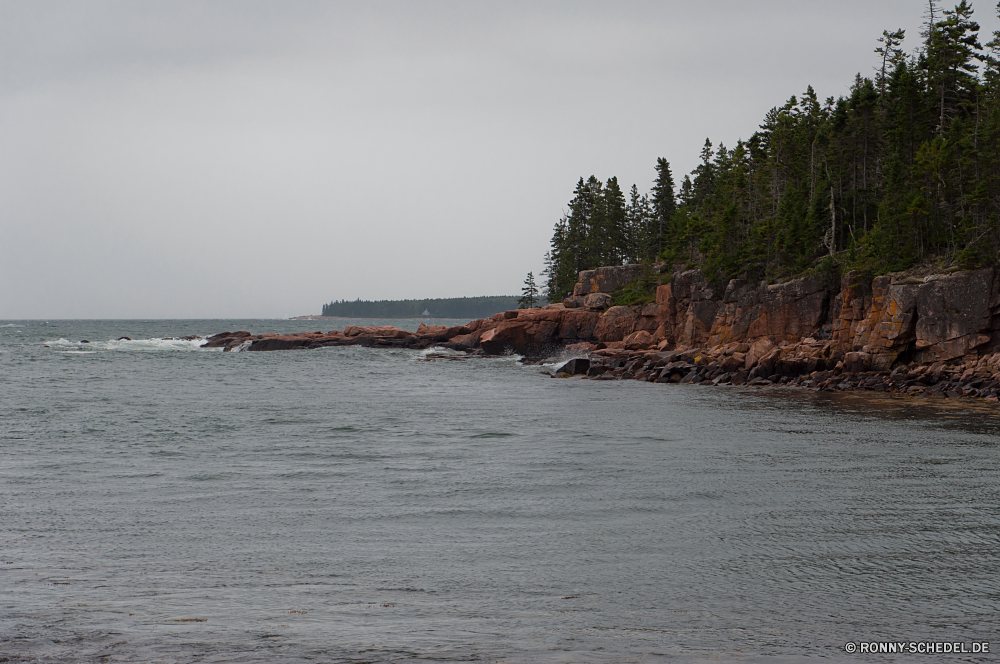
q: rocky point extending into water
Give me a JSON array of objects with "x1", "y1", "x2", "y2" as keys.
[{"x1": 204, "y1": 264, "x2": 1000, "y2": 402}]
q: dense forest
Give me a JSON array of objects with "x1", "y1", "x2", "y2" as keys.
[
  {"x1": 544, "y1": 1, "x2": 1000, "y2": 300},
  {"x1": 321, "y1": 296, "x2": 519, "y2": 319}
]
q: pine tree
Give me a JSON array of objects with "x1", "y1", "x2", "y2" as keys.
[
  {"x1": 519, "y1": 272, "x2": 539, "y2": 309},
  {"x1": 650, "y1": 158, "x2": 676, "y2": 259},
  {"x1": 875, "y1": 29, "x2": 907, "y2": 95},
  {"x1": 542, "y1": 215, "x2": 575, "y2": 301},
  {"x1": 625, "y1": 184, "x2": 653, "y2": 263},
  {"x1": 924, "y1": 0, "x2": 981, "y2": 135},
  {"x1": 602, "y1": 176, "x2": 628, "y2": 265}
]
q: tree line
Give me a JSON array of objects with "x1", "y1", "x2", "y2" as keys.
[{"x1": 543, "y1": 1, "x2": 1000, "y2": 300}]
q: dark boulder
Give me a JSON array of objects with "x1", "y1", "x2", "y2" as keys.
[{"x1": 556, "y1": 358, "x2": 591, "y2": 375}]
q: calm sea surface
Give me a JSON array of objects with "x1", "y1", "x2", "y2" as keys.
[{"x1": 2, "y1": 319, "x2": 998, "y2": 663}]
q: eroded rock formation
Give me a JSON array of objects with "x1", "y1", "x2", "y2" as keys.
[{"x1": 572, "y1": 265, "x2": 644, "y2": 296}]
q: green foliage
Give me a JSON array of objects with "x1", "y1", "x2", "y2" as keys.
[
  {"x1": 321, "y1": 296, "x2": 520, "y2": 319},
  {"x1": 519, "y1": 272, "x2": 539, "y2": 309},
  {"x1": 543, "y1": 2, "x2": 1000, "y2": 284},
  {"x1": 611, "y1": 263, "x2": 661, "y2": 306},
  {"x1": 817, "y1": 255, "x2": 843, "y2": 291},
  {"x1": 611, "y1": 288, "x2": 656, "y2": 307},
  {"x1": 649, "y1": 158, "x2": 676, "y2": 258},
  {"x1": 543, "y1": 166, "x2": 673, "y2": 301}
]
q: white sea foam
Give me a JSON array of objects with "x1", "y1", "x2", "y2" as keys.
[
  {"x1": 44, "y1": 337, "x2": 212, "y2": 352},
  {"x1": 532, "y1": 349, "x2": 592, "y2": 374},
  {"x1": 104, "y1": 337, "x2": 208, "y2": 352},
  {"x1": 417, "y1": 346, "x2": 467, "y2": 359}
]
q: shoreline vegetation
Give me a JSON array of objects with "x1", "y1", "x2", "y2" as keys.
[
  {"x1": 541, "y1": 1, "x2": 1000, "y2": 304},
  {"x1": 242, "y1": 2, "x2": 1000, "y2": 404}
]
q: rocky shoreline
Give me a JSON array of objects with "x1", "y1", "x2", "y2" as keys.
[
  {"x1": 201, "y1": 323, "x2": 481, "y2": 353},
  {"x1": 203, "y1": 264, "x2": 1000, "y2": 403},
  {"x1": 549, "y1": 343, "x2": 1000, "y2": 402}
]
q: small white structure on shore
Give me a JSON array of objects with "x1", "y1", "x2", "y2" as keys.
[{"x1": 422, "y1": 309, "x2": 431, "y2": 316}]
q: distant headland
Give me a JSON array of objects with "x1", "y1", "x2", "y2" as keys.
[{"x1": 311, "y1": 296, "x2": 520, "y2": 320}]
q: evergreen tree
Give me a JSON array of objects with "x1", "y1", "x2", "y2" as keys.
[
  {"x1": 875, "y1": 29, "x2": 907, "y2": 95},
  {"x1": 542, "y1": 215, "x2": 576, "y2": 301},
  {"x1": 543, "y1": 175, "x2": 636, "y2": 300},
  {"x1": 625, "y1": 184, "x2": 653, "y2": 263},
  {"x1": 541, "y1": 2, "x2": 1000, "y2": 294},
  {"x1": 650, "y1": 158, "x2": 676, "y2": 259},
  {"x1": 602, "y1": 177, "x2": 628, "y2": 265},
  {"x1": 924, "y1": 0, "x2": 981, "y2": 135},
  {"x1": 519, "y1": 272, "x2": 540, "y2": 308}
]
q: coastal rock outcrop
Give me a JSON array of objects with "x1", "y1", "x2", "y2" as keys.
[
  {"x1": 646, "y1": 266, "x2": 1000, "y2": 370},
  {"x1": 478, "y1": 308, "x2": 601, "y2": 355},
  {"x1": 201, "y1": 323, "x2": 474, "y2": 352},
  {"x1": 563, "y1": 292, "x2": 613, "y2": 310},
  {"x1": 655, "y1": 271, "x2": 829, "y2": 350},
  {"x1": 572, "y1": 264, "x2": 644, "y2": 296},
  {"x1": 476, "y1": 264, "x2": 1000, "y2": 400},
  {"x1": 204, "y1": 264, "x2": 1000, "y2": 402}
]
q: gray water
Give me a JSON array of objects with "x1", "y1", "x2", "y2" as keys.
[{"x1": 2, "y1": 320, "x2": 998, "y2": 663}]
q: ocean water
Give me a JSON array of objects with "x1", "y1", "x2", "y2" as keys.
[{"x1": 1, "y1": 319, "x2": 998, "y2": 663}]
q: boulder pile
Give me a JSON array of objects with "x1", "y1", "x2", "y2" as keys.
[{"x1": 553, "y1": 340, "x2": 1000, "y2": 401}]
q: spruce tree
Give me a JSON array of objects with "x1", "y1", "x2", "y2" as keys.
[
  {"x1": 625, "y1": 184, "x2": 653, "y2": 263},
  {"x1": 519, "y1": 272, "x2": 539, "y2": 309},
  {"x1": 602, "y1": 176, "x2": 628, "y2": 265},
  {"x1": 650, "y1": 158, "x2": 676, "y2": 260}
]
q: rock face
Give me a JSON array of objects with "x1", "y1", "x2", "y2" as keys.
[
  {"x1": 477, "y1": 308, "x2": 602, "y2": 355},
  {"x1": 655, "y1": 270, "x2": 828, "y2": 349},
  {"x1": 206, "y1": 265, "x2": 1000, "y2": 385},
  {"x1": 583, "y1": 292, "x2": 613, "y2": 309},
  {"x1": 827, "y1": 268, "x2": 1000, "y2": 371},
  {"x1": 647, "y1": 266, "x2": 1000, "y2": 372},
  {"x1": 562, "y1": 292, "x2": 613, "y2": 310},
  {"x1": 572, "y1": 265, "x2": 644, "y2": 296}
]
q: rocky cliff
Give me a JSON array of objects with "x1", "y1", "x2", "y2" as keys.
[
  {"x1": 540, "y1": 265, "x2": 1000, "y2": 369},
  {"x1": 204, "y1": 266, "x2": 1000, "y2": 400},
  {"x1": 454, "y1": 265, "x2": 1000, "y2": 399}
]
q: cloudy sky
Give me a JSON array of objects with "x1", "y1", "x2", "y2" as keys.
[{"x1": 2, "y1": 0, "x2": 996, "y2": 318}]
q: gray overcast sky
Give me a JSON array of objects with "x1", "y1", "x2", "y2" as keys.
[{"x1": 2, "y1": 1, "x2": 996, "y2": 318}]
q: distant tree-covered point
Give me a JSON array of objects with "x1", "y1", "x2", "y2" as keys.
[{"x1": 320, "y1": 296, "x2": 522, "y2": 319}]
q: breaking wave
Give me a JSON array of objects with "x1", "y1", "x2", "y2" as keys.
[{"x1": 45, "y1": 337, "x2": 214, "y2": 352}]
